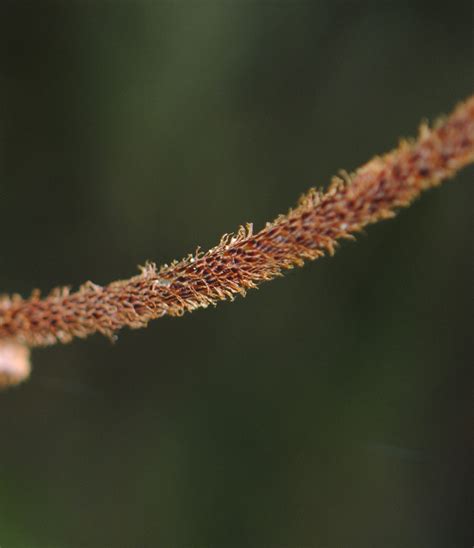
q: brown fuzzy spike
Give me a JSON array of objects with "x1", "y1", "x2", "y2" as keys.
[{"x1": 0, "y1": 95, "x2": 473, "y2": 355}]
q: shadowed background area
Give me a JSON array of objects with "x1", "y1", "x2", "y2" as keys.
[{"x1": 0, "y1": 2, "x2": 473, "y2": 547}]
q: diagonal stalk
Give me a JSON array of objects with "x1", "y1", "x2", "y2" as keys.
[{"x1": 1, "y1": 95, "x2": 473, "y2": 387}]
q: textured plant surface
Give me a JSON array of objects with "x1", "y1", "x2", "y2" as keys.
[{"x1": 1, "y1": 95, "x2": 473, "y2": 387}]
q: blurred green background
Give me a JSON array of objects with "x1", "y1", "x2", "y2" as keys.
[{"x1": 1, "y1": 2, "x2": 473, "y2": 547}]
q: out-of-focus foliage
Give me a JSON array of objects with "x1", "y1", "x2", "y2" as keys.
[{"x1": 0, "y1": 2, "x2": 472, "y2": 547}]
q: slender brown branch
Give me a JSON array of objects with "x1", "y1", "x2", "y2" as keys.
[{"x1": 1, "y1": 95, "x2": 473, "y2": 386}]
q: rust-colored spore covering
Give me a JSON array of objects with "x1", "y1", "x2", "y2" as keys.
[{"x1": 1, "y1": 95, "x2": 473, "y2": 349}]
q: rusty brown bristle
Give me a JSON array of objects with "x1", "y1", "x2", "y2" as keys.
[{"x1": 1, "y1": 95, "x2": 473, "y2": 350}]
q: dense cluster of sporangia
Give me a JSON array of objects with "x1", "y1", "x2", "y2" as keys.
[{"x1": 0, "y1": 95, "x2": 473, "y2": 387}]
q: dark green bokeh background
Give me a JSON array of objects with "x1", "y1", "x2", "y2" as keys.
[{"x1": 1, "y1": 2, "x2": 473, "y2": 547}]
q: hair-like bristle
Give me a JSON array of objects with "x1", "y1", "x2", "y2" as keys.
[{"x1": 0, "y1": 95, "x2": 473, "y2": 349}]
